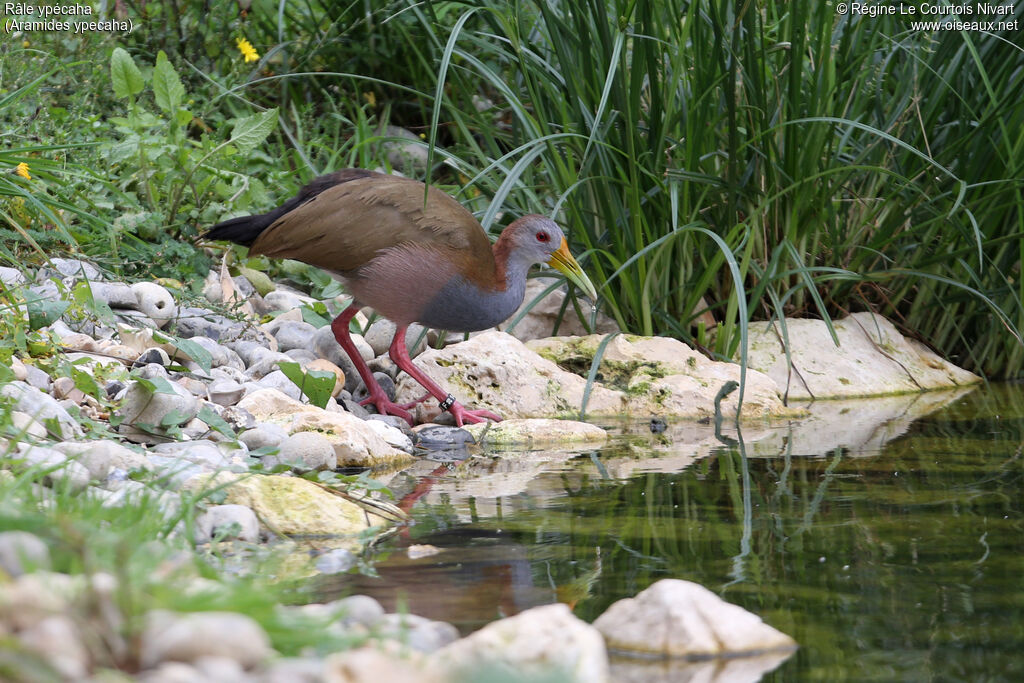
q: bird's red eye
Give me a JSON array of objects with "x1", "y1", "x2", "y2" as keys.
[{"x1": 535, "y1": 232, "x2": 550, "y2": 243}]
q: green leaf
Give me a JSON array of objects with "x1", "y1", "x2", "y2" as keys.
[
  {"x1": 71, "y1": 367, "x2": 103, "y2": 401},
  {"x1": 153, "y1": 51, "x2": 186, "y2": 114},
  {"x1": 160, "y1": 409, "x2": 191, "y2": 427},
  {"x1": 198, "y1": 404, "x2": 235, "y2": 438},
  {"x1": 175, "y1": 108, "x2": 192, "y2": 127},
  {"x1": 110, "y1": 47, "x2": 144, "y2": 99},
  {"x1": 300, "y1": 303, "x2": 333, "y2": 329},
  {"x1": 237, "y1": 266, "x2": 276, "y2": 296},
  {"x1": 166, "y1": 336, "x2": 213, "y2": 374},
  {"x1": 228, "y1": 108, "x2": 278, "y2": 154},
  {"x1": 133, "y1": 375, "x2": 180, "y2": 395},
  {"x1": 26, "y1": 299, "x2": 70, "y2": 331},
  {"x1": 278, "y1": 361, "x2": 336, "y2": 409}
]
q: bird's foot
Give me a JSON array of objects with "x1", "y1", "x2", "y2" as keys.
[
  {"x1": 359, "y1": 395, "x2": 415, "y2": 426},
  {"x1": 448, "y1": 401, "x2": 502, "y2": 427},
  {"x1": 396, "y1": 392, "x2": 432, "y2": 410}
]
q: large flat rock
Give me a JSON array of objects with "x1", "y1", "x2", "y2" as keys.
[{"x1": 742, "y1": 312, "x2": 981, "y2": 399}]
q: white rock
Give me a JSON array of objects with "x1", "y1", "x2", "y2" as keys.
[
  {"x1": 89, "y1": 280, "x2": 138, "y2": 309},
  {"x1": 0, "y1": 531, "x2": 51, "y2": 576},
  {"x1": 364, "y1": 320, "x2": 427, "y2": 358},
  {"x1": 183, "y1": 473, "x2": 394, "y2": 536},
  {"x1": 254, "y1": 370, "x2": 305, "y2": 401},
  {"x1": 382, "y1": 125, "x2": 429, "y2": 173},
  {"x1": 48, "y1": 257, "x2": 100, "y2": 280},
  {"x1": 140, "y1": 609, "x2": 272, "y2": 669},
  {"x1": 116, "y1": 379, "x2": 200, "y2": 443},
  {"x1": 593, "y1": 579, "x2": 797, "y2": 658},
  {"x1": 331, "y1": 595, "x2": 385, "y2": 628},
  {"x1": 0, "y1": 265, "x2": 27, "y2": 285},
  {"x1": 10, "y1": 355, "x2": 28, "y2": 381},
  {"x1": 264, "y1": 289, "x2": 314, "y2": 312},
  {"x1": 435, "y1": 603, "x2": 609, "y2": 682},
  {"x1": 742, "y1": 312, "x2": 982, "y2": 399},
  {"x1": 0, "y1": 381, "x2": 82, "y2": 438},
  {"x1": 324, "y1": 647, "x2": 439, "y2": 683},
  {"x1": 207, "y1": 378, "x2": 246, "y2": 406},
  {"x1": 463, "y1": 418, "x2": 607, "y2": 446},
  {"x1": 394, "y1": 331, "x2": 622, "y2": 420},
  {"x1": 238, "y1": 423, "x2": 289, "y2": 451},
  {"x1": 132, "y1": 282, "x2": 178, "y2": 328},
  {"x1": 54, "y1": 439, "x2": 153, "y2": 480},
  {"x1": 528, "y1": 333, "x2": 796, "y2": 419},
  {"x1": 237, "y1": 389, "x2": 412, "y2": 467},
  {"x1": 258, "y1": 657, "x2": 325, "y2": 683},
  {"x1": 15, "y1": 444, "x2": 92, "y2": 491},
  {"x1": 378, "y1": 613, "x2": 459, "y2": 652},
  {"x1": 194, "y1": 504, "x2": 261, "y2": 544},
  {"x1": 18, "y1": 615, "x2": 91, "y2": 679},
  {"x1": 363, "y1": 419, "x2": 414, "y2": 453},
  {"x1": 276, "y1": 431, "x2": 338, "y2": 471},
  {"x1": 269, "y1": 320, "x2": 319, "y2": 353},
  {"x1": 152, "y1": 441, "x2": 232, "y2": 469},
  {"x1": 0, "y1": 571, "x2": 84, "y2": 631},
  {"x1": 10, "y1": 411, "x2": 48, "y2": 439}
]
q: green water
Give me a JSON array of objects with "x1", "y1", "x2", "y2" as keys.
[{"x1": 328, "y1": 386, "x2": 1024, "y2": 681}]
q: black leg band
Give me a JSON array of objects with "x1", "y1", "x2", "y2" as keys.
[{"x1": 439, "y1": 394, "x2": 456, "y2": 411}]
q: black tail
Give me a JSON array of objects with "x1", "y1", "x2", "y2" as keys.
[{"x1": 204, "y1": 168, "x2": 380, "y2": 246}]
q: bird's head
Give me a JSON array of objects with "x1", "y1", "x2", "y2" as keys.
[{"x1": 504, "y1": 215, "x2": 598, "y2": 300}]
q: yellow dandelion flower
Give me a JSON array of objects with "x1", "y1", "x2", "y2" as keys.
[
  {"x1": 15, "y1": 162, "x2": 30, "y2": 180},
  {"x1": 236, "y1": 37, "x2": 260, "y2": 63},
  {"x1": 363, "y1": 91, "x2": 376, "y2": 107}
]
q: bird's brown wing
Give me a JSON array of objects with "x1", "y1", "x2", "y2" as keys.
[{"x1": 248, "y1": 174, "x2": 495, "y2": 279}]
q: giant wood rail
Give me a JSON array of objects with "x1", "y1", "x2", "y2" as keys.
[{"x1": 206, "y1": 169, "x2": 597, "y2": 426}]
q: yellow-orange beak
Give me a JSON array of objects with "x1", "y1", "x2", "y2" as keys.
[{"x1": 547, "y1": 237, "x2": 598, "y2": 301}]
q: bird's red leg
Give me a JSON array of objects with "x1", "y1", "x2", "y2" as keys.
[
  {"x1": 331, "y1": 306, "x2": 414, "y2": 425},
  {"x1": 388, "y1": 325, "x2": 502, "y2": 427}
]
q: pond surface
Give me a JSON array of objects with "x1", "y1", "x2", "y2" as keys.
[{"x1": 317, "y1": 385, "x2": 1024, "y2": 681}]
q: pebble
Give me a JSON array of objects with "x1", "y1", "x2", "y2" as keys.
[
  {"x1": 263, "y1": 289, "x2": 312, "y2": 312},
  {"x1": 0, "y1": 265, "x2": 27, "y2": 285},
  {"x1": 88, "y1": 281, "x2": 138, "y2": 309},
  {"x1": 285, "y1": 349, "x2": 319, "y2": 364},
  {"x1": 194, "y1": 504, "x2": 261, "y2": 544},
  {"x1": 47, "y1": 257, "x2": 101, "y2": 281},
  {"x1": 253, "y1": 370, "x2": 304, "y2": 401},
  {"x1": 352, "y1": 372, "x2": 396, "y2": 403},
  {"x1": 0, "y1": 531, "x2": 51, "y2": 576},
  {"x1": 18, "y1": 614, "x2": 91, "y2": 679},
  {"x1": 274, "y1": 431, "x2": 338, "y2": 471},
  {"x1": 152, "y1": 441, "x2": 232, "y2": 469},
  {"x1": 378, "y1": 613, "x2": 460, "y2": 652},
  {"x1": 10, "y1": 356, "x2": 28, "y2": 381},
  {"x1": 10, "y1": 411, "x2": 48, "y2": 439},
  {"x1": 52, "y1": 376, "x2": 86, "y2": 403},
  {"x1": 238, "y1": 423, "x2": 289, "y2": 451},
  {"x1": 1, "y1": 382, "x2": 82, "y2": 438},
  {"x1": 332, "y1": 595, "x2": 385, "y2": 628},
  {"x1": 24, "y1": 364, "x2": 52, "y2": 391},
  {"x1": 365, "y1": 320, "x2": 427, "y2": 358},
  {"x1": 268, "y1": 320, "x2": 318, "y2": 352},
  {"x1": 116, "y1": 379, "x2": 200, "y2": 443},
  {"x1": 207, "y1": 378, "x2": 246, "y2": 406},
  {"x1": 314, "y1": 548, "x2": 358, "y2": 574},
  {"x1": 312, "y1": 325, "x2": 364, "y2": 392},
  {"x1": 131, "y1": 282, "x2": 177, "y2": 328},
  {"x1": 364, "y1": 419, "x2": 414, "y2": 453},
  {"x1": 140, "y1": 609, "x2": 273, "y2": 669},
  {"x1": 15, "y1": 444, "x2": 92, "y2": 491}
]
